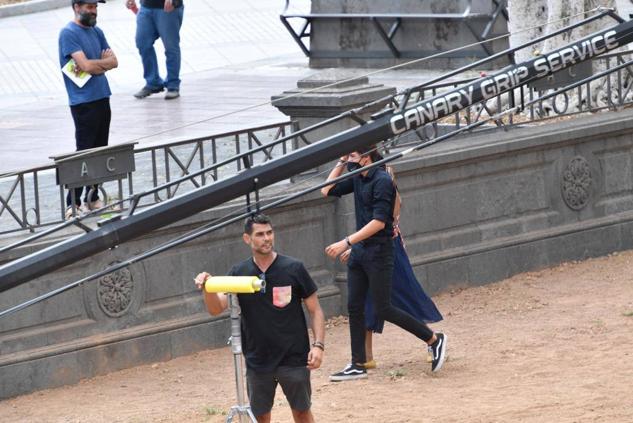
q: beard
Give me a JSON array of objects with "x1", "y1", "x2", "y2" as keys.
[
  {"x1": 254, "y1": 243, "x2": 273, "y2": 255},
  {"x1": 79, "y1": 12, "x2": 97, "y2": 27}
]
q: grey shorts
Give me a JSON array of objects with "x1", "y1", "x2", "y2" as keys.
[{"x1": 246, "y1": 366, "x2": 312, "y2": 417}]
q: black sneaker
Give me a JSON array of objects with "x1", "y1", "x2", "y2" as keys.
[
  {"x1": 133, "y1": 86, "x2": 164, "y2": 99},
  {"x1": 329, "y1": 363, "x2": 367, "y2": 382},
  {"x1": 430, "y1": 332, "x2": 447, "y2": 372}
]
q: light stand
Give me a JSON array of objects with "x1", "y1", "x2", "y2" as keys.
[
  {"x1": 225, "y1": 293, "x2": 257, "y2": 423},
  {"x1": 203, "y1": 276, "x2": 265, "y2": 423}
]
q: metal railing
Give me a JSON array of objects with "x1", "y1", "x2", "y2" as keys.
[
  {"x1": 381, "y1": 50, "x2": 633, "y2": 150},
  {"x1": 0, "y1": 121, "x2": 297, "y2": 235}
]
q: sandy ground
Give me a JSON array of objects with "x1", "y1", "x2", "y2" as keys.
[{"x1": 1, "y1": 251, "x2": 633, "y2": 422}]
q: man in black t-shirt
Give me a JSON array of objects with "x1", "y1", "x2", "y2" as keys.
[{"x1": 195, "y1": 214, "x2": 325, "y2": 423}]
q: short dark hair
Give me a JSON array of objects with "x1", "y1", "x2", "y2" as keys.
[
  {"x1": 244, "y1": 213, "x2": 273, "y2": 234},
  {"x1": 356, "y1": 144, "x2": 383, "y2": 163}
]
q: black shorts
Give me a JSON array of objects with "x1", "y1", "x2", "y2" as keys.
[{"x1": 246, "y1": 366, "x2": 311, "y2": 416}]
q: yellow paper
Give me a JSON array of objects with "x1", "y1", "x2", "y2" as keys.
[
  {"x1": 62, "y1": 59, "x2": 92, "y2": 88},
  {"x1": 204, "y1": 276, "x2": 265, "y2": 293}
]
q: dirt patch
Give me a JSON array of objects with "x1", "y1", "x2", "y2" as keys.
[{"x1": 1, "y1": 251, "x2": 633, "y2": 422}]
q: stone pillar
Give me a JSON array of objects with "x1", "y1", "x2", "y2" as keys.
[
  {"x1": 271, "y1": 69, "x2": 396, "y2": 173},
  {"x1": 271, "y1": 70, "x2": 396, "y2": 311}
]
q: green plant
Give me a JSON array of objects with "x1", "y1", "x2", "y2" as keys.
[
  {"x1": 205, "y1": 406, "x2": 226, "y2": 416},
  {"x1": 387, "y1": 369, "x2": 406, "y2": 380}
]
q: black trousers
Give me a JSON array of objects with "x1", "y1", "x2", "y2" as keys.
[
  {"x1": 67, "y1": 97, "x2": 111, "y2": 206},
  {"x1": 347, "y1": 240, "x2": 434, "y2": 364}
]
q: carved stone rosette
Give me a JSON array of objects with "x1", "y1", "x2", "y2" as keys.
[
  {"x1": 561, "y1": 156, "x2": 592, "y2": 211},
  {"x1": 97, "y1": 265, "x2": 134, "y2": 317}
]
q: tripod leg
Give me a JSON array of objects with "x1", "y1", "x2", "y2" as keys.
[
  {"x1": 225, "y1": 406, "x2": 238, "y2": 423},
  {"x1": 246, "y1": 407, "x2": 258, "y2": 422}
]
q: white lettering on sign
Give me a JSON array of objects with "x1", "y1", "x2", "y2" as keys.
[
  {"x1": 106, "y1": 157, "x2": 116, "y2": 172},
  {"x1": 388, "y1": 28, "x2": 624, "y2": 135},
  {"x1": 81, "y1": 162, "x2": 88, "y2": 176}
]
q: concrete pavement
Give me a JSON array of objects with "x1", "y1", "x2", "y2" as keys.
[
  {"x1": 0, "y1": 0, "x2": 315, "y2": 172},
  {"x1": 0, "y1": 0, "x2": 451, "y2": 174}
]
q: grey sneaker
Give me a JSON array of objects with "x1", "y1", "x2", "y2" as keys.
[
  {"x1": 165, "y1": 89, "x2": 180, "y2": 100},
  {"x1": 133, "y1": 86, "x2": 164, "y2": 99}
]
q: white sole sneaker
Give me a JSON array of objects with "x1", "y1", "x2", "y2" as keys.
[{"x1": 431, "y1": 333, "x2": 448, "y2": 373}]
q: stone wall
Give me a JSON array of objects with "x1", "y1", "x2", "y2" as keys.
[{"x1": 3, "y1": 108, "x2": 633, "y2": 398}]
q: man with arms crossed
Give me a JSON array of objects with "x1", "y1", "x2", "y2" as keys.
[
  {"x1": 195, "y1": 214, "x2": 325, "y2": 423},
  {"x1": 322, "y1": 146, "x2": 447, "y2": 381},
  {"x1": 59, "y1": 0, "x2": 118, "y2": 218}
]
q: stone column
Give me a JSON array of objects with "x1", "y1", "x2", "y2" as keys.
[{"x1": 271, "y1": 69, "x2": 396, "y2": 174}]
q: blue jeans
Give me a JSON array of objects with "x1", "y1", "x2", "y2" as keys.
[{"x1": 135, "y1": 6, "x2": 184, "y2": 91}]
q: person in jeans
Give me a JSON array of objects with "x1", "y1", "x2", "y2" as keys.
[
  {"x1": 59, "y1": 0, "x2": 118, "y2": 218},
  {"x1": 126, "y1": 0, "x2": 184, "y2": 99},
  {"x1": 339, "y1": 166, "x2": 443, "y2": 369},
  {"x1": 322, "y1": 146, "x2": 447, "y2": 381},
  {"x1": 194, "y1": 214, "x2": 325, "y2": 423}
]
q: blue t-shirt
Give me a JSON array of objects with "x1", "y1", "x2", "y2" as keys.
[{"x1": 58, "y1": 22, "x2": 112, "y2": 106}]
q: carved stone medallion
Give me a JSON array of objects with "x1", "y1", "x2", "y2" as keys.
[
  {"x1": 97, "y1": 265, "x2": 134, "y2": 317},
  {"x1": 561, "y1": 156, "x2": 592, "y2": 211}
]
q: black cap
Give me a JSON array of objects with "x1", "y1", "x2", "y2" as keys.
[{"x1": 72, "y1": 0, "x2": 106, "y2": 4}]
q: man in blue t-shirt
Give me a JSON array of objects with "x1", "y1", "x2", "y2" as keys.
[
  {"x1": 194, "y1": 214, "x2": 325, "y2": 423},
  {"x1": 58, "y1": 0, "x2": 118, "y2": 218}
]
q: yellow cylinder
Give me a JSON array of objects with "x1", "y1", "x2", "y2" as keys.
[{"x1": 204, "y1": 276, "x2": 265, "y2": 293}]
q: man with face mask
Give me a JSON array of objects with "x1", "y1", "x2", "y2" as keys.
[
  {"x1": 321, "y1": 145, "x2": 447, "y2": 381},
  {"x1": 58, "y1": 0, "x2": 118, "y2": 219}
]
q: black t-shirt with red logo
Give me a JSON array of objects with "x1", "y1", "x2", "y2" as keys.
[{"x1": 228, "y1": 254, "x2": 318, "y2": 372}]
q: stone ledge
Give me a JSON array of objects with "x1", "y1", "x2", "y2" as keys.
[{"x1": 0, "y1": 0, "x2": 67, "y2": 18}]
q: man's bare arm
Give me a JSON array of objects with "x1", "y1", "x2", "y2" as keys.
[
  {"x1": 303, "y1": 292, "x2": 325, "y2": 370},
  {"x1": 321, "y1": 156, "x2": 347, "y2": 197},
  {"x1": 71, "y1": 49, "x2": 118, "y2": 75},
  {"x1": 325, "y1": 218, "x2": 385, "y2": 259}
]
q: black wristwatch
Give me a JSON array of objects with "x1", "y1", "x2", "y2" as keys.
[{"x1": 312, "y1": 341, "x2": 325, "y2": 351}]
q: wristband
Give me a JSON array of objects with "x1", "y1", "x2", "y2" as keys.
[
  {"x1": 345, "y1": 236, "x2": 352, "y2": 247},
  {"x1": 312, "y1": 341, "x2": 325, "y2": 351}
]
